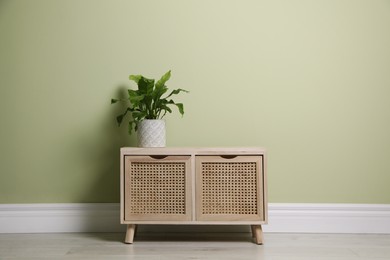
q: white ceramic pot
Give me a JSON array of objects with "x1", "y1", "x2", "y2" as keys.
[{"x1": 137, "y1": 119, "x2": 166, "y2": 147}]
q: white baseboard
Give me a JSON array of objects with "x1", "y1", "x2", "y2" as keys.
[
  {"x1": 0, "y1": 203, "x2": 124, "y2": 233},
  {"x1": 263, "y1": 203, "x2": 390, "y2": 234},
  {"x1": 0, "y1": 203, "x2": 389, "y2": 234}
]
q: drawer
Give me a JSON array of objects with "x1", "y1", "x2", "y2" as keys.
[
  {"x1": 195, "y1": 155, "x2": 264, "y2": 221},
  {"x1": 124, "y1": 155, "x2": 192, "y2": 221}
]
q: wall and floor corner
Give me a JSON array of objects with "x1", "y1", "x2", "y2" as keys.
[
  {"x1": 1, "y1": 203, "x2": 390, "y2": 234},
  {"x1": 0, "y1": 1, "x2": 389, "y2": 233}
]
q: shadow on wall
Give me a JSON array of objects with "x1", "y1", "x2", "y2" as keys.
[{"x1": 76, "y1": 85, "x2": 136, "y2": 203}]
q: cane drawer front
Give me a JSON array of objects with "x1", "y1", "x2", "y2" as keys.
[
  {"x1": 124, "y1": 155, "x2": 192, "y2": 221},
  {"x1": 196, "y1": 155, "x2": 264, "y2": 221}
]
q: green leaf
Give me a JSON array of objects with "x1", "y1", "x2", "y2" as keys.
[
  {"x1": 158, "y1": 104, "x2": 172, "y2": 119},
  {"x1": 152, "y1": 89, "x2": 167, "y2": 107},
  {"x1": 153, "y1": 71, "x2": 172, "y2": 104},
  {"x1": 166, "y1": 100, "x2": 185, "y2": 116},
  {"x1": 128, "y1": 94, "x2": 144, "y2": 105},
  {"x1": 128, "y1": 89, "x2": 138, "y2": 96},
  {"x1": 174, "y1": 103, "x2": 185, "y2": 115},
  {"x1": 129, "y1": 75, "x2": 142, "y2": 83},
  {"x1": 166, "y1": 88, "x2": 189, "y2": 98},
  {"x1": 161, "y1": 105, "x2": 172, "y2": 113},
  {"x1": 146, "y1": 81, "x2": 155, "y2": 95},
  {"x1": 155, "y1": 70, "x2": 171, "y2": 89},
  {"x1": 138, "y1": 77, "x2": 155, "y2": 95},
  {"x1": 111, "y1": 99, "x2": 119, "y2": 104},
  {"x1": 132, "y1": 110, "x2": 147, "y2": 120}
]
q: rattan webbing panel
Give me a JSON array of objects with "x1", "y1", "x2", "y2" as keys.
[
  {"x1": 124, "y1": 156, "x2": 191, "y2": 221},
  {"x1": 196, "y1": 156, "x2": 263, "y2": 221}
]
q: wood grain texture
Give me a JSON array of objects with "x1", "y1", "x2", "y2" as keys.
[
  {"x1": 251, "y1": 225, "x2": 263, "y2": 244},
  {"x1": 124, "y1": 224, "x2": 136, "y2": 244}
]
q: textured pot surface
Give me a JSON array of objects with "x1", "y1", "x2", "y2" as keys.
[{"x1": 137, "y1": 120, "x2": 166, "y2": 147}]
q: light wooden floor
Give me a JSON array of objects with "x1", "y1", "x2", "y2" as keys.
[{"x1": 0, "y1": 232, "x2": 390, "y2": 260}]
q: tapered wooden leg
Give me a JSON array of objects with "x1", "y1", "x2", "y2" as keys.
[
  {"x1": 251, "y1": 225, "x2": 263, "y2": 245},
  {"x1": 125, "y1": 224, "x2": 136, "y2": 244},
  {"x1": 251, "y1": 225, "x2": 256, "y2": 238}
]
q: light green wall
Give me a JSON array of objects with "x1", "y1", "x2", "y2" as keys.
[{"x1": 1, "y1": 0, "x2": 389, "y2": 203}]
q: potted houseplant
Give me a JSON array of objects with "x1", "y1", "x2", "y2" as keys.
[{"x1": 111, "y1": 70, "x2": 188, "y2": 147}]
